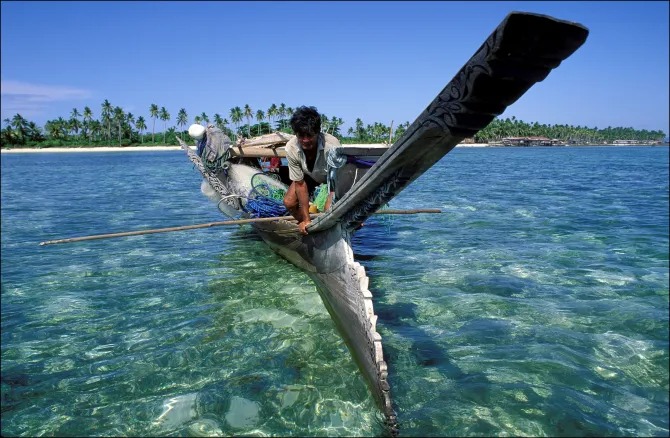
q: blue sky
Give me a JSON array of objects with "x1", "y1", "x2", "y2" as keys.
[{"x1": 1, "y1": 1, "x2": 668, "y2": 136}]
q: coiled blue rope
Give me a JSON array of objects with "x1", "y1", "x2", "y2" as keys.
[
  {"x1": 245, "y1": 195, "x2": 287, "y2": 218},
  {"x1": 244, "y1": 173, "x2": 288, "y2": 218}
]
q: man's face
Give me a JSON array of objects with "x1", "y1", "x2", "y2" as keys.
[{"x1": 297, "y1": 132, "x2": 318, "y2": 151}]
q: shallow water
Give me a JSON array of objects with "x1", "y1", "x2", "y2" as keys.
[{"x1": 2, "y1": 146, "x2": 668, "y2": 436}]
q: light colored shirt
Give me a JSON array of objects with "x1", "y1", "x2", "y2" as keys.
[{"x1": 285, "y1": 132, "x2": 341, "y2": 183}]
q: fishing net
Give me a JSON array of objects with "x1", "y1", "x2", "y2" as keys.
[{"x1": 244, "y1": 173, "x2": 288, "y2": 218}]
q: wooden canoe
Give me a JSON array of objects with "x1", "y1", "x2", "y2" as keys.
[{"x1": 180, "y1": 12, "x2": 588, "y2": 435}]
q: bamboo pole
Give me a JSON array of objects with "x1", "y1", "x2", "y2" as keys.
[
  {"x1": 39, "y1": 209, "x2": 441, "y2": 246},
  {"x1": 388, "y1": 120, "x2": 394, "y2": 145}
]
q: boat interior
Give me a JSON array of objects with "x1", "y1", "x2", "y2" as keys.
[{"x1": 229, "y1": 135, "x2": 391, "y2": 202}]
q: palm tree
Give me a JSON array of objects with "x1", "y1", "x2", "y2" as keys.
[
  {"x1": 222, "y1": 118, "x2": 230, "y2": 136},
  {"x1": 200, "y1": 112, "x2": 209, "y2": 126},
  {"x1": 26, "y1": 121, "x2": 44, "y2": 143},
  {"x1": 70, "y1": 108, "x2": 81, "y2": 142},
  {"x1": 89, "y1": 120, "x2": 102, "y2": 142},
  {"x1": 278, "y1": 103, "x2": 287, "y2": 130},
  {"x1": 159, "y1": 107, "x2": 170, "y2": 144},
  {"x1": 68, "y1": 117, "x2": 81, "y2": 145},
  {"x1": 101, "y1": 99, "x2": 112, "y2": 144},
  {"x1": 213, "y1": 113, "x2": 224, "y2": 130},
  {"x1": 10, "y1": 113, "x2": 28, "y2": 144},
  {"x1": 176, "y1": 108, "x2": 188, "y2": 136},
  {"x1": 286, "y1": 106, "x2": 294, "y2": 129},
  {"x1": 126, "y1": 112, "x2": 135, "y2": 142},
  {"x1": 149, "y1": 103, "x2": 159, "y2": 143},
  {"x1": 135, "y1": 116, "x2": 147, "y2": 143},
  {"x1": 166, "y1": 126, "x2": 176, "y2": 144},
  {"x1": 56, "y1": 116, "x2": 69, "y2": 140},
  {"x1": 267, "y1": 104, "x2": 277, "y2": 131},
  {"x1": 353, "y1": 118, "x2": 365, "y2": 140},
  {"x1": 1, "y1": 118, "x2": 15, "y2": 145},
  {"x1": 44, "y1": 119, "x2": 62, "y2": 140},
  {"x1": 393, "y1": 121, "x2": 410, "y2": 141},
  {"x1": 113, "y1": 106, "x2": 124, "y2": 145},
  {"x1": 329, "y1": 116, "x2": 343, "y2": 136},
  {"x1": 255, "y1": 109, "x2": 265, "y2": 135},
  {"x1": 6, "y1": 117, "x2": 34, "y2": 145},
  {"x1": 229, "y1": 106, "x2": 242, "y2": 139},
  {"x1": 243, "y1": 104, "x2": 253, "y2": 137},
  {"x1": 320, "y1": 113, "x2": 329, "y2": 133},
  {"x1": 82, "y1": 106, "x2": 93, "y2": 144}
]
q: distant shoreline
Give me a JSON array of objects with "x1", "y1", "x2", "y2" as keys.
[
  {"x1": 1, "y1": 143, "x2": 666, "y2": 154},
  {"x1": 0, "y1": 143, "x2": 488, "y2": 153},
  {"x1": 0, "y1": 145, "x2": 188, "y2": 154}
]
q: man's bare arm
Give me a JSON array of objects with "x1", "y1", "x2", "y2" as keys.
[{"x1": 295, "y1": 180, "x2": 311, "y2": 234}]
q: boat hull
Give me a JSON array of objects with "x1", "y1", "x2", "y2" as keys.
[
  {"x1": 180, "y1": 143, "x2": 398, "y2": 428},
  {"x1": 255, "y1": 223, "x2": 396, "y2": 426}
]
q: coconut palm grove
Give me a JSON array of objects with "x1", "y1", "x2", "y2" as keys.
[{"x1": 1, "y1": 100, "x2": 667, "y2": 148}]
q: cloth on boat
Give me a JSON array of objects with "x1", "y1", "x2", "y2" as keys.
[
  {"x1": 269, "y1": 156, "x2": 281, "y2": 171},
  {"x1": 197, "y1": 126, "x2": 232, "y2": 169},
  {"x1": 313, "y1": 184, "x2": 329, "y2": 212},
  {"x1": 285, "y1": 132, "x2": 340, "y2": 184},
  {"x1": 240, "y1": 131, "x2": 294, "y2": 148},
  {"x1": 260, "y1": 156, "x2": 281, "y2": 173}
]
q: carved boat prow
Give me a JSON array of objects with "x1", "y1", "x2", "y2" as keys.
[
  {"x1": 180, "y1": 12, "x2": 588, "y2": 435},
  {"x1": 310, "y1": 12, "x2": 588, "y2": 233}
]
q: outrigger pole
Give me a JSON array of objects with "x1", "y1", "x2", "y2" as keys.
[{"x1": 38, "y1": 208, "x2": 441, "y2": 246}]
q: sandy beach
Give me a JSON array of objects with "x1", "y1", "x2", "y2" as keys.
[{"x1": 0, "y1": 143, "x2": 490, "y2": 153}]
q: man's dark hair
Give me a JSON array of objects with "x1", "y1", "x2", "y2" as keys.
[{"x1": 290, "y1": 106, "x2": 321, "y2": 137}]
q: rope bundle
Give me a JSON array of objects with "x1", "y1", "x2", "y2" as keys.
[
  {"x1": 245, "y1": 194, "x2": 287, "y2": 218},
  {"x1": 244, "y1": 173, "x2": 288, "y2": 218}
]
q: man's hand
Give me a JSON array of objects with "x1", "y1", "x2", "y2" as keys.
[{"x1": 297, "y1": 220, "x2": 311, "y2": 235}]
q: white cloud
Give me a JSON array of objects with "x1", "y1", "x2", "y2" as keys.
[
  {"x1": 1, "y1": 80, "x2": 92, "y2": 101},
  {"x1": 0, "y1": 79, "x2": 93, "y2": 120}
]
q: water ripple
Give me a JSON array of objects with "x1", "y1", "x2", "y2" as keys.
[{"x1": 2, "y1": 147, "x2": 668, "y2": 436}]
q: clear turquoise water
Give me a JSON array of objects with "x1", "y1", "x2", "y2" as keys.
[{"x1": 1, "y1": 146, "x2": 668, "y2": 437}]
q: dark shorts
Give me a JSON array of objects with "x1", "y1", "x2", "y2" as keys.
[
  {"x1": 304, "y1": 174, "x2": 319, "y2": 197},
  {"x1": 288, "y1": 174, "x2": 324, "y2": 200}
]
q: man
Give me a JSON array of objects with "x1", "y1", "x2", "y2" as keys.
[{"x1": 283, "y1": 106, "x2": 341, "y2": 235}]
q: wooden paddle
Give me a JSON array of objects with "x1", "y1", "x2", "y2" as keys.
[{"x1": 38, "y1": 208, "x2": 441, "y2": 246}]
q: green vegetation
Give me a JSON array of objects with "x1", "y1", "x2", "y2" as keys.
[
  {"x1": 474, "y1": 116, "x2": 666, "y2": 144},
  {"x1": 1, "y1": 101, "x2": 666, "y2": 149}
]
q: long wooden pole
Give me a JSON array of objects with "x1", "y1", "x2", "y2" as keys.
[{"x1": 39, "y1": 209, "x2": 441, "y2": 246}]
